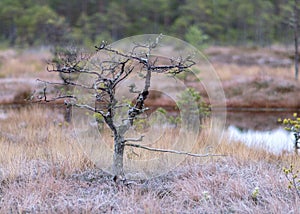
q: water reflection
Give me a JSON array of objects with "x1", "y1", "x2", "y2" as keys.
[
  {"x1": 226, "y1": 110, "x2": 300, "y2": 131},
  {"x1": 227, "y1": 125, "x2": 295, "y2": 154}
]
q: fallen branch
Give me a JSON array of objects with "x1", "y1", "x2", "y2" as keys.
[{"x1": 125, "y1": 143, "x2": 225, "y2": 158}]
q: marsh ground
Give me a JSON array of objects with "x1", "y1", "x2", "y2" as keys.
[
  {"x1": 0, "y1": 46, "x2": 300, "y2": 213},
  {"x1": 0, "y1": 106, "x2": 299, "y2": 213},
  {"x1": 0, "y1": 46, "x2": 299, "y2": 108}
]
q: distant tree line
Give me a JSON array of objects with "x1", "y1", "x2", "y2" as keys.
[{"x1": 0, "y1": 0, "x2": 298, "y2": 47}]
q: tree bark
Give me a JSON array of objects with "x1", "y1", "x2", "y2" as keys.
[{"x1": 112, "y1": 134, "x2": 125, "y2": 176}]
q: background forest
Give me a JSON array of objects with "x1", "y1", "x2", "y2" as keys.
[{"x1": 0, "y1": 0, "x2": 298, "y2": 48}]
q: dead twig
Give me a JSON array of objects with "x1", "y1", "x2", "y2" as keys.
[{"x1": 125, "y1": 143, "x2": 225, "y2": 158}]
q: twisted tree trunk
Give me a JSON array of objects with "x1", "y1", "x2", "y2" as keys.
[{"x1": 113, "y1": 134, "x2": 125, "y2": 176}]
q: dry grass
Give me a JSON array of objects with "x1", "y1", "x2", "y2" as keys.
[
  {"x1": 213, "y1": 62, "x2": 295, "y2": 81},
  {"x1": 0, "y1": 106, "x2": 91, "y2": 181},
  {"x1": 0, "y1": 49, "x2": 52, "y2": 78},
  {"x1": 0, "y1": 106, "x2": 299, "y2": 213},
  {"x1": 0, "y1": 49, "x2": 59, "y2": 104},
  {"x1": 1, "y1": 47, "x2": 299, "y2": 110}
]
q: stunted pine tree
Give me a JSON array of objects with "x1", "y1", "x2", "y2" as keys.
[{"x1": 37, "y1": 35, "x2": 221, "y2": 179}]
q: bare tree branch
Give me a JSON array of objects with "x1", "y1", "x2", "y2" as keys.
[
  {"x1": 125, "y1": 143, "x2": 225, "y2": 158},
  {"x1": 124, "y1": 135, "x2": 145, "y2": 143},
  {"x1": 37, "y1": 79, "x2": 93, "y2": 90}
]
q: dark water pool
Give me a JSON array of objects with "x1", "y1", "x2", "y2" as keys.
[{"x1": 225, "y1": 109, "x2": 299, "y2": 154}]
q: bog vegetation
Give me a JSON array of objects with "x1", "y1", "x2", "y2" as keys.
[{"x1": 0, "y1": 106, "x2": 300, "y2": 212}]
